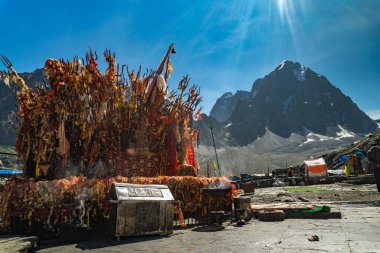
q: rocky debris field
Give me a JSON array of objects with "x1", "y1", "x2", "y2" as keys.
[{"x1": 251, "y1": 183, "x2": 380, "y2": 204}]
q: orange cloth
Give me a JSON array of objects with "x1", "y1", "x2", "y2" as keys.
[
  {"x1": 307, "y1": 165, "x2": 327, "y2": 173},
  {"x1": 57, "y1": 121, "x2": 70, "y2": 166},
  {"x1": 174, "y1": 205, "x2": 186, "y2": 228},
  {"x1": 186, "y1": 144, "x2": 195, "y2": 167}
]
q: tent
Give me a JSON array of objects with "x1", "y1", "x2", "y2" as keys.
[{"x1": 304, "y1": 158, "x2": 328, "y2": 178}]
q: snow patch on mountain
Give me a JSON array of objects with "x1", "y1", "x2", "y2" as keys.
[
  {"x1": 225, "y1": 122, "x2": 232, "y2": 128},
  {"x1": 292, "y1": 64, "x2": 307, "y2": 82},
  {"x1": 336, "y1": 125, "x2": 355, "y2": 138},
  {"x1": 277, "y1": 60, "x2": 287, "y2": 70},
  {"x1": 304, "y1": 133, "x2": 332, "y2": 143},
  {"x1": 301, "y1": 125, "x2": 356, "y2": 144}
]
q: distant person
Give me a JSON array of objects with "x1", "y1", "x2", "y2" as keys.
[
  {"x1": 351, "y1": 152, "x2": 359, "y2": 175},
  {"x1": 287, "y1": 166, "x2": 294, "y2": 177},
  {"x1": 355, "y1": 149, "x2": 365, "y2": 174},
  {"x1": 368, "y1": 144, "x2": 380, "y2": 192}
]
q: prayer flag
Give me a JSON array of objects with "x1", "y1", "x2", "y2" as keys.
[
  {"x1": 195, "y1": 107, "x2": 203, "y2": 121},
  {"x1": 212, "y1": 160, "x2": 217, "y2": 170},
  {"x1": 165, "y1": 59, "x2": 173, "y2": 80}
]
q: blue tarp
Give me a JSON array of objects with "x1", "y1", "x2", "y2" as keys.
[
  {"x1": 337, "y1": 154, "x2": 350, "y2": 163},
  {"x1": 337, "y1": 150, "x2": 367, "y2": 163},
  {"x1": 0, "y1": 168, "x2": 23, "y2": 175}
]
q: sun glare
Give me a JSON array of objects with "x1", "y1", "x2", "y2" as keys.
[
  {"x1": 277, "y1": 0, "x2": 286, "y2": 20},
  {"x1": 274, "y1": 0, "x2": 303, "y2": 57},
  {"x1": 276, "y1": 0, "x2": 294, "y2": 24}
]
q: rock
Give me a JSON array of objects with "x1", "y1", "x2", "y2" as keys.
[
  {"x1": 307, "y1": 235, "x2": 319, "y2": 241},
  {"x1": 273, "y1": 179, "x2": 285, "y2": 187},
  {"x1": 297, "y1": 196, "x2": 310, "y2": 202}
]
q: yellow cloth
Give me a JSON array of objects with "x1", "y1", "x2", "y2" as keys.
[
  {"x1": 344, "y1": 159, "x2": 351, "y2": 176},
  {"x1": 212, "y1": 161, "x2": 218, "y2": 170},
  {"x1": 344, "y1": 164, "x2": 349, "y2": 176}
]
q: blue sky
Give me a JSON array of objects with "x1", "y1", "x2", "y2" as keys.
[{"x1": 1, "y1": 0, "x2": 379, "y2": 119}]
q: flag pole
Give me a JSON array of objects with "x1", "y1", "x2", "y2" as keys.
[{"x1": 210, "y1": 118, "x2": 222, "y2": 177}]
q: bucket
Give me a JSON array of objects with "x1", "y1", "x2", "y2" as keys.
[{"x1": 234, "y1": 196, "x2": 252, "y2": 221}]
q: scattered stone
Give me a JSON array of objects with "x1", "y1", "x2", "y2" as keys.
[
  {"x1": 307, "y1": 235, "x2": 319, "y2": 241},
  {"x1": 283, "y1": 198, "x2": 296, "y2": 203},
  {"x1": 273, "y1": 179, "x2": 285, "y2": 187},
  {"x1": 297, "y1": 196, "x2": 310, "y2": 202}
]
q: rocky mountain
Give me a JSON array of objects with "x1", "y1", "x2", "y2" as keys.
[
  {"x1": 209, "y1": 91, "x2": 251, "y2": 123},
  {"x1": 196, "y1": 60, "x2": 378, "y2": 175},
  {"x1": 206, "y1": 60, "x2": 377, "y2": 146},
  {"x1": 0, "y1": 68, "x2": 46, "y2": 146}
]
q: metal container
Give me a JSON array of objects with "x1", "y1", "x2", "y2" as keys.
[
  {"x1": 239, "y1": 181, "x2": 255, "y2": 194},
  {"x1": 234, "y1": 196, "x2": 252, "y2": 220},
  {"x1": 201, "y1": 186, "x2": 233, "y2": 225},
  {"x1": 107, "y1": 183, "x2": 175, "y2": 239}
]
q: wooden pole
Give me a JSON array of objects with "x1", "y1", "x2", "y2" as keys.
[
  {"x1": 0, "y1": 152, "x2": 18, "y2": 156},
  {"x1": 210, "y1": 118, "x2": 221, "y2": 177}
]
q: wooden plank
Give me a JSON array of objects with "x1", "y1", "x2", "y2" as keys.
[{"x1": 251, "y1": 203, "x2": 314, "y2": 211}]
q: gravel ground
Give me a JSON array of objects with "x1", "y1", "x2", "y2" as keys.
[
  {"x1": 251, "y1": 183, "x2": 380, "y2": 204},
  {"x1": 1, "y1": 183, "x2": 380, "y2": 253}
]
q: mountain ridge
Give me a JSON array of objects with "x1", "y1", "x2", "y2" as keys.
[{"x1": 206, "y1": 60, "x2": 377, "y2": 147}]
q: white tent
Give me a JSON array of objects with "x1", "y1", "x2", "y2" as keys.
[{"x1": 304, "y1": 157, "x2": 328, "y2": 178}]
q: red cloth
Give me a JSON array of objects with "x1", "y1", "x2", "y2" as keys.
[
  {"x1": 186, "y1": 144, "x2": 195, "y2": 167},
  {"x1": 57, "y1": 121, "x2": 70, "y2": 166},
  {"x1": 166, "y1": 130, "x2": 178, "y2": 176}
]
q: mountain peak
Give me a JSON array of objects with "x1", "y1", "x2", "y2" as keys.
[
  {"x1": 210, "y1": 90, "x2": 251, "y2": 123},
  {"x1": 206, "y1": 60, "x2": 377, "y2": 146},
  {"x1": 276, "y1": 60, "x2": 308, "y2": 82},
  {"x1": 276, "y1": 60, "x2": 303, "y2": 68},
  {"x1": 220, "y1": 92, "x2": 233, "y2": 99}
]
